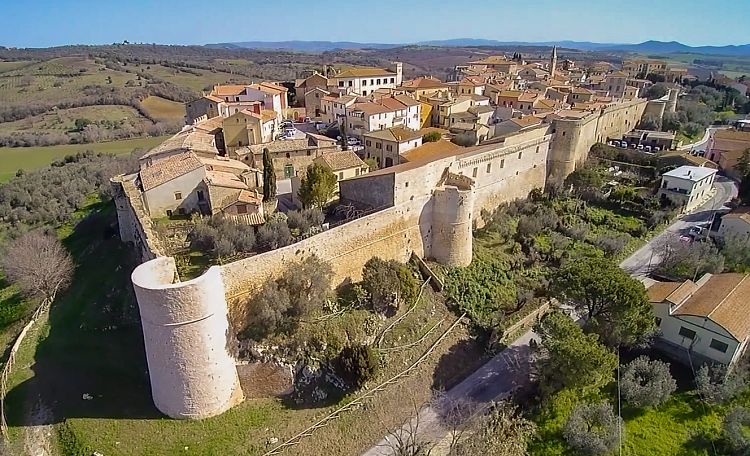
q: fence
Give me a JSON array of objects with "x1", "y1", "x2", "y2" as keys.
[{"x1": 0, "y1": 298, "x2": 50, "y2": 439}]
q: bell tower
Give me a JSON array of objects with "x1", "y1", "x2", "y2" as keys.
[{"x1": 550, "y1": 46, "x2": 558, "y2": 78}]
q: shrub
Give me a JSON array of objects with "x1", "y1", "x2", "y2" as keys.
[
  {"x1": 361, "y1": 257, "x2": 419, "y2": 316},
  {"x1": 563, "y1": 402, "x2": 621, "y2": 456},
  {"x1": 334, "y1": 344, "x2": 379, "y2": 389},
  {"x1": 696, "y1": 363, "x2": 746, "y2": 404},
  {"x1": 286, "y1": 207, "x2": 324, "y2": 235},
  {"x1": 422, "y1": 131, "x2": 442, "y2": 142},
  {"x1": 188, "y1": 217, "x2": 255, "y2": 258},
  {"x1": 724, "y1": 406, "x2": 750, "y2": 454},
  {"x1": 620, "y1": 356, "x2": 676, "y2": 408},
  {"x1": 594, "y1": 233, "x2": 631, "y2": 256},
  {"x1": 257, "y1": 220, "x2": 293, "y2": 250},
  {"x1": 242, "y1": 255, "x2": 332, "y2": 339}
]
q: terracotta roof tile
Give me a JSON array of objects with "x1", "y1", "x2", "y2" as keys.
[
  {"x1": 140, "y1": 152, "x2": 203, "y2": 191},
  {"x1": 336, "y1": 67, "x2": 395, "y2": 78},
  {"x1": 316, "y1": 150, "x2": 366, "y2": 171},
  {"x1": 673, "y1": 273, "x2": 750, "y2": 340}
]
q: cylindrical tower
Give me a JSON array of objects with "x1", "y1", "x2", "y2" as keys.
[
  {"x1": 132, "y1": 257, "x2": 244, "y2": 419},
  {"x1": 667, "y1": 88, "x2": 679, "y2": 113},
  {"x1": 431, "y1": 186, "x2": 474, "y2": 267}
]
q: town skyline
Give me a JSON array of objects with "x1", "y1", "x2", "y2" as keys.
[{"x1": 3, "y1": 0, "x2": 749, "y2": 48}]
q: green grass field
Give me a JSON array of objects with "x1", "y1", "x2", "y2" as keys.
[
  {"x1": 140, "y1": 95, "x2": 186, "y2": 121},
  {"x1": 0, "y1": 136, "x2": 167, "y2": 181},
  {"x1": 0, "y1": 105, "x2": 145, "y2": 134}
]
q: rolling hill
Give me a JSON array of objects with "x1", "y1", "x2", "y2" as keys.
[{"x1": 207, "y1": 39, "x2": 750, "y2": 56}]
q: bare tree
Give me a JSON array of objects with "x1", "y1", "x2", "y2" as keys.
[{"x1": 1, "y1": 231, "x2": 74, "y2": 302}]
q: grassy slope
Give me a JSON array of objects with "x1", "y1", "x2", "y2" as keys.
[
  {"x1": 0, "y1": 136, "x2": 167, "y2": 182},
  {"x1": 0, "y1": 105, "x2": 144, "y2": 134},
  {"x1": 140, "y1": 96, "x2": 186, "y2": 121},
  {"x1": 3, "y1": 202, "x2": 482, "y2": 454}
]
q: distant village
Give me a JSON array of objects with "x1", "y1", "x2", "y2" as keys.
[{"x1": 121, "y1": 49, "x2": 748, "y2": 227}]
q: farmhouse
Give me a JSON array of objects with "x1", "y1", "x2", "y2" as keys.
[{"x1": 648, "y1": 273, "x2": 750, "y2": 367}]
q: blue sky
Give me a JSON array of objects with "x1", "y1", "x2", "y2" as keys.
[{"x1": 2, "y1": 0, "x2": 749, "y2": 48}]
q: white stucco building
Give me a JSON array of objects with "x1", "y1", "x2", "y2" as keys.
[
  {"x1": 331, "y1": 63, "x2": 403, "y2": 96},
  {"x1": 717, "y1": 209, "x2": 750, "y2": 239},
  {"x1": 658, "y1": 165, "x2": 717, "y2": 213},
  {"x1": 648, "y1": 273, "x2": 750, "y2": 367}
]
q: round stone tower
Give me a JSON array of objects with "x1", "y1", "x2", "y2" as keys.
[
  {"x1": 131, "y1": 257, "x2": 244, "y2": 419},
  {"x1": 431, "y1": 185, "x2": 474, "y2": 267}
]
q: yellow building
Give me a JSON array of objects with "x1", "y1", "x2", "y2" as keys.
[{"x1": 222, "y1": 110, "x2": 277, "y2": 152}]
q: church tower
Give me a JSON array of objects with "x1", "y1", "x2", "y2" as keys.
[{"x1": 549, "y1": 46, "x2": 558, "y2": 78}]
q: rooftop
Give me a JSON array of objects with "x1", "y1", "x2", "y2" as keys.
[
  {"x1": 400, "y1": 140, "x2": 461, "y2": 164},
  {"x1": 363, "y1": 127, "x2": 423, "y2": 143},
  {"x1": 335, "y1": 67, "x2": 395, "y2": 78},
  {"x1": 648, "y1": 273, "x2": 750, "y2": 341},
  {"x1": 142, "y1": 127, "x2": 219, "y2": 159},
  {"x1": 662, "y1": 165, "x2": 717, "y2": 182},
  {"x1": 205, "y1": 170, "x2": 248, "y2": 190},
  {"x1": 140, "y1": 152, "x2": 203, "y2": 191},
  {"x1": 316, "y1": 150, "x2": 366, "y2": 171},
  {"x1": 401, "y1": 76, "x2": 448, "y2": 90}
]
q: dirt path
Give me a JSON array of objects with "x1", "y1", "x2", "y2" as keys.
[{"x1": 22, "y1": 398, "x2": 53, "y2": 456}]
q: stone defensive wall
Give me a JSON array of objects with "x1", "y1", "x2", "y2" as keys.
[
  {"x1": 115, "y1": 125, "x2": 564, "y2": 419},
  {"x1": 222, "y1": 196, "x2": 432, "y2": 326},
  {"x1": 131, "y1": 257, "x2": 244, "y2": 419},
  {"x1": 111, "y1": 174, "x2": 166, "y2": 261},
  {"x1": 547, "y1": 98, "x2": 648, "y2": 182}
]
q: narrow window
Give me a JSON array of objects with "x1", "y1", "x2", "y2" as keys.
[
  {"x1": 339, "y1": 172, "x2": 344, "y2": 180},
  {"x1": 518, "y1": 152, "x2": 522, "y2": 159},
  {"x1": 472, "y1": 167, "x2": 478, "y2": 178},
  {"x1": 486, "y1": 163, "x2": 491, "y2": 173},
  {"x1": 174, "y1": 192, "x2": 182, "y2": 200},
  {"x1": 500, "y1": 159, "x2": 505, "y2": 168},
  {"x1": 678, "y1": 326, "x2": 696, "y2": 340},
  {"x1": 710, "y1": 339, "x2": 728, "y2": 353}
]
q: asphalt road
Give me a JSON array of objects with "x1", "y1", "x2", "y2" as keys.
[
  {"x1": 361, "y1": 177, "x2": 738, "y2": 456},
  {"x1": 620, "y1": 176, "x2": 737, "y2": 278}
]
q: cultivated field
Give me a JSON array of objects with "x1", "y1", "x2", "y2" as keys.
[
  {"x1": 0, "y1": 105, "x2": 144, "y2": 135},
  {"x1": 0, "y1": 136, "x2": 167, "y2": 181},
  {"x1": 140, "y1": 96, "x2": 186, "y2": 121}
]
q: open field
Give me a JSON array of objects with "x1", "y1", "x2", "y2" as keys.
[
  {"x1": 0, "y1": 105, "x2": 145, "y2": 134},
  {"x1": 0, "y1": 136, "x2": 167, "y2": 181},
  {"x1": 140, "y1": 96, "x2": 186, "y2": 121},
  {"x1": 0, "y1": 57, "x2": 139, "y2": 104},
  {"x1": 0, "y1": 61, "x2": 34, "y2": 73}
]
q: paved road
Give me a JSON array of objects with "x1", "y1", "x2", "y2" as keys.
[
  {"x1": 362, "y1": 178, "x2": 738, "y2": 456},
  {"x1": 620, "y1": 176, "x2": 737, "y2": 278}
]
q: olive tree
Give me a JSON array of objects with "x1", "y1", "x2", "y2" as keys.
[
  {"x1": 696, "y1": 363, "x2": 746, "y2": 404},
  {"x1": 563, "y1": 402, "x2": 621, "y2": 456},
  {"x1": 620, "y1": 356, "x2": 676, "y2": 408},
  {"x1": 724, "y1": 406, "x2": 750, "y2": 454}
]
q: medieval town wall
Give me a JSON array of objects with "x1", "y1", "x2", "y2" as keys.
[
  {"x1": 547, "y1": 98, "x2": 648, "y2": 182},
  {"x1": 111, "y1": 175, "x2": 166, "y2": 261},
  {"x1": 131, "y1": 257, "x2": 244, "y2": 419},
  {"x1": 221, "y1": 195, "x2": 433, "y2": 326}
]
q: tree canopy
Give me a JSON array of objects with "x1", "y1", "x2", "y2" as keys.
[
  {"x1": 532, "y1": 311, "x2": 617, "y2": 395},
  {"x1": 298, "y1": 163, "x2": 337, "y2": 208},
  {"x1": 551, "y1": 257, "x2": 655, "y2": 346},
  {"x1": 1, "y1": 230, "x2": 74, "y2": 302}
]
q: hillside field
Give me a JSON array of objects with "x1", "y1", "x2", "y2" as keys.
[{"x1": 0, "y1": 136, "x2": 167, "y2": 181}]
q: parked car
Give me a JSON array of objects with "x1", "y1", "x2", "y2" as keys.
[
  {"x1": 637, "y1": 144, "x2": 644, "y2": 150},
  {"x1": 654, "y1": 146, "x2": 661, "y2": 152},
  {"x1": 644, "y1": 145, "x2": 652, "y2": 152},
  {"x1": 347, "y1": 137, "x2": 359, "y2": 145}
]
